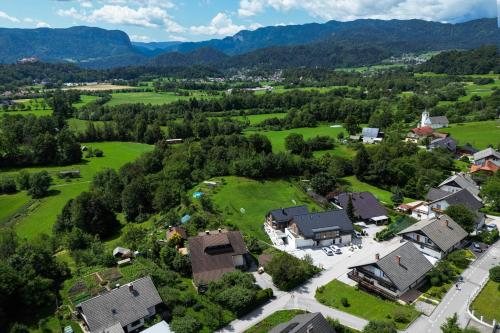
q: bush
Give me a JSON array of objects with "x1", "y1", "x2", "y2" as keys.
[
  {"x1": 393, "y1": 308, "x2": 410, "y2": 323},
  {"x1": 490, "y1": 265, "x2": 500, "y2": 282},
  {"x1": 447, "y1": 250, "x2": 470, "y2": 270},
  {"x1": 266, "y1": 251, "x2": 321, "y2": 291},
  {"x1": 0, "y1": 177, "x2": 17, "y2": 194},
  {"x1": 340, "y1": 297, "x2": 350, "y2": 307},
  {"x1": 94, "y1": 149, "x2": 104, "y2": 157},
  {"x1": 255, "y1": 288, "x2": 273, "y2": 305}
]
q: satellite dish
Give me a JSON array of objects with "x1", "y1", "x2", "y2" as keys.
[
  {"x1": 292, "y1": 199, "x2": 297, "y2": 204},
  {"x1": 240, "y1": 208, "x2": 246, "y2": 214}
]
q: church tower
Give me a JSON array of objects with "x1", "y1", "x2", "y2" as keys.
[{"x1": 421, "y1": 110, "x2": 429, "y2": 128}]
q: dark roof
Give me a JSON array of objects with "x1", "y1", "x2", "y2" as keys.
[
  {"x1": 167, "y1": 226, "x2": 187, "y2": 240},
  {"x1": 430, "y1": 137, "x2": 457, "y2": 152},
  {"x1": 336, "y1": 192, "x2": 387, "y2": 220},
  {"x1": 431, "y1": 188, "x2": 483, "y2": 211},
  {"x1": 425, "y1": 188, "x2": 450, "y2": 201},
  {"x1": 350, "y1": 242, "x2": 433, "y2": 292},
  {"x1": 398, "y1": 215, "x2": 468, "y2": 252},
  {"x1": 459, "y1": 144, "x2": 479, "y2": 154},
  {"x1": 292, "y1": 210, "x2": 354, "y2": 238},
  {"x1": 188, "y1": 230, "x2": 248, "y2": 285},
  {"x1": 362, "y1": 127, "x2": 380, "y2": 138},
  {"x1": 268, "y1": 206, "x2": 309, "y2": 223},
  {"x1": 269, "y1": 313, "x2": 335, "y2": 333},
  {"x1": 78, "y1": 276, "x2": 162, "y2": 333}
]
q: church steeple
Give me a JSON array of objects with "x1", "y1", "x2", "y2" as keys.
[{"x1": 421, "y1": 110, "x2": 429, "y2": 128}]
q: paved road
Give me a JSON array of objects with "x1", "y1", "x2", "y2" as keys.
[{"x1": 406, "y1": 240, "x2": 500, "y2": 333}]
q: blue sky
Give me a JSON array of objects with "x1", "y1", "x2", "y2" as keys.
[{"x1": 0, "y1": 1, "x2": 497, "y2": 42}]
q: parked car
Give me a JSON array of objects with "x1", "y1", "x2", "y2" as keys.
[
  {"x1": 473, "y1": 242, "x2": 482, "y2": 252},
  {"x1": 354, "y1": 231, "x2": 362, "y2": 238},
  {"x1": 322, "y1": 247, "x2": 334, "y2": 256},
  {"x1": 486, "y1": 224, "x2": 498, "y2": 232},
  {"x1": 330, "y1": 245, "x2": 342, "y2": 254}
]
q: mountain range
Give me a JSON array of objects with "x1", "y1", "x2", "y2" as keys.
[{"x1": 0, "y1": 18, "x2": 498, "y2": 69}]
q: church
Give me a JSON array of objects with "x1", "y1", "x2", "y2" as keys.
[{"x1": 420, "y1": 111, "x2": 449, "y2": 129}]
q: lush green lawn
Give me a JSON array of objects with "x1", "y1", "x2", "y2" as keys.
[
  {"x1": 244, "y1": 310, "x2": 307, "y2": 333},
  {"x1": 460, "y1": 79, "x2": 500, "y2": 102},
  {"x1": 342, "y1": 176, "x2": 413, "y2": 205},
  {"x1": 106, "y1": 91, "x2": 214, "y2": 106},
  {"x1": 471, "y1": 280, "x2": 500, "y2": 323},
  {"x1": 207, "y1": 176, "x2": 322, "y2": 241},
  {"x1": 440, "y1": 121, "x2": 500, "y2": 149},
  {"x1": 247, "y1": 124, "x2": 348, "y2": 154},
  {"x1": 211, "y1": 113, "x2": 287, "y2": 125},
  {"x1": 74, "y1": 95, "x2": 99, "y2": 108},
  {"x1": 68, "y1": 118, "x2": 107, "y2": 133},
  {"x1": 0, "y1": 191, "x2": 31, "y2": 224},
  {"x1": 0, "y1": 108, "x2": 53, "y2": 117},
  {"x1": 0, "y1": 142, "x2": 154, "y2": 239},
  {"x1": 316, "y1": 280, "x2": 419, "y2": 330}
]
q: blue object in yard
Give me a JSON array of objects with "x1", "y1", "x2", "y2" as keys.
[
  {"x1": 64, "y1": 326, "x2": 74, "y2": 333},
  {"x1": 193, "y1": 191, "x2": 204, "y2": 199},
  {"x1": 181, "y1": 214, "x2": 191, "y2": 224}
]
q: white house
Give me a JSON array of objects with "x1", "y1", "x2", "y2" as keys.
[{"x1": 420, "y1": 111, "x2": 449, "y2": 129}]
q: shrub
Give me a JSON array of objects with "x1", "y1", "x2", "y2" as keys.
[
  {"x1": 0, "y1": 177, "x2": 17, "y2": 194},
  {"x1": 172, "y1": 305, "x2": 186, "y2": 317},
  {"x1": 340, "y1": 297, "x2": 350, "y2": 307},
  {"x1": 94, "y1": 149, "x2": 104, "y2": 157},
  {"x1": 393, "y1": 308, "x2": 410, "y2": 323},
  {"x1": 266, "y1": 252, "x2": 320, "y2": 291},
  {"x1": 490, "y1": 265, "x2": 500, "y2": 282},
  {"x1": 447, "y1": 250, "x2": 470, "y2": 270}
]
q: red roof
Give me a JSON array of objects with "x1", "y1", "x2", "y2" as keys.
[
  {"x1": 411, "y1": 126, "x2": 434, "y2": 137},
  {"x1": 470, "y1": 160, "x2": 499, "y2": 173}
]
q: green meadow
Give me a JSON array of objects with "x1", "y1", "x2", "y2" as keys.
[
  {"x1": 205, "y1": 176, "x2": 322, "y2": 241},
  {"x1": 440, "y1": 120, "x2": 500, "y2": 149},
  {"x1": 342, "y1": 175, "x2": 413, "y2": 205},
  {"x1": 211, "y1": 112, "x2": 287, "y2": 125},
  {"x1": 0, "y1": 142, "x2": 154, "y2": 239},
  {"x1": 105, "y1": 91, "x2": 214, "y2": 106}
]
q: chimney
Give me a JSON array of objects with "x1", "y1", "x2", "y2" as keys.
[
  {"x1": 169, "y1": 225, "x2": 173, "y2": 231},
  {"x1": 205, "y1": 230, "x2": 210, "y2": 235},
  {"x1": 396, "y1": 256, "x2": 401, "y2": 265},
  {"x1": 445, "y1": 219, "x2": 449, "y2": 227},
  {"x1": 128, "y1": 283, "x2": 134, "y2": 292},
  {"x1": 375, "y1": 253, "x2": 380, "y2": 260},
  {"x1": 218, "y1": 228, "x2": 222, "y2": 233}
]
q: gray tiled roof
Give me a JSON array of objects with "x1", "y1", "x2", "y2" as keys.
[
  {"x1": 268, "y1": 206, "x2": 309, "y2": 223},
  {"x1": 269, "y1": 313, "x2": 336, "y2": 333},
  {"x1": 430, "y1": 137, "x2": 457, "y2": 152},
  {"x1": 292, "y1": 210, "x2": 354, "y2": 238},
  {"x1": 398, "y1": 215, "x2": 468, "y2": 252},
  {"x1": 474, "y1": 148, "x2": 500, "y2": 161},
  {"x1": 425, "y1": 188, "x2": 449, "y2": 201},
  {"x1": 336, "y1": 192, "x2": 387, "y2": 220},
  {"x1": 78, "y1": 276, "x2": 162, "y2": 333},
  {"x1": 431, "y1": 188, "x2": 483, "y2": 211},
  {"x1": 350, "y1": 242, "x2": 433, "y2": 292},
  {"x1": 362, "y1": 127, "x2": 380, "y2": 139},
  {"x1": 438, "y1": 173, "x2": 479, "y2": 197},
  {"x1": 429, "y1": 116, "x2": 449, "y2": 125}
]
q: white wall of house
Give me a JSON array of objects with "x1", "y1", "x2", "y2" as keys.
[
  {"x1": 363, "y1": 265, "x2": 392, "y2": 283},
  {"x1": 409, "y1": 241, "x2": 443, "y2": 259},
  {"x1": 340, "y1": 234, "x2": 352, "y2": 245},
  {"x1": 285, "y1": 228, "x2": 314, "y2": 248},
  {"x1": 411, "y1": 205, "x2": 436, "y2": 220},
  {"x1": 429, "y1": 200, "x2": 449, "y2": 211}
]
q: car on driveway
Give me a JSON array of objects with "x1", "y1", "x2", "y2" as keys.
[
  {"x1": 322, "y1": 247, "x2": 334, "y2": 256},
  {"x1": 473, "y1": 242, "x2": 483, "y2": 252},
  {"x1": 486, "y1": 224, "x2": 498, "y2": 232},
  {"x1": 329, "y1": 245, "x2": 342, "y2": 254},
  {"x1": 354, "y1": 231, "x2": 362, "y2": 238}
]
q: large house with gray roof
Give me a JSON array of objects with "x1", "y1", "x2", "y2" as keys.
[
  {"x1": 77, "y1": 276, "x2": 162, "y2": 333},
  {"x1": 269, "y1": 312, "x2": 335, "y2": 333},
  {"x1": 473, "y1": 147, "x2": 500, "y2": 166},
  {"x1": 335, "y1": 192, "x2": 388, "y2": 224},
  {"x1": 286, "y1": 210, "x2": 354, "y2": 248},
  {"x1": 348, "y1": 242, "x2": 433, "y2": 300},
  {"x1": 438, "y1": 172, "x2": 480, "y2": 198},
  {"x1": 266, "y1": 205, "x2": 309, "y2": 231},
  {"x1": 398, "y1": 215, "x2": 468, "y2": 259}
]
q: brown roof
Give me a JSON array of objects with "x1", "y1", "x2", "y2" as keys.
[
  {"x1": 188, "y1": 230, "x2": 247, "y2": 285},
  {"x1": 470, "y1": 160, "x2": 499, "y2": 173},
  {"x1": 411, "y1": 126, "x2": 434, "y2": 137},
  {"x1": 167, "y1": 226, "x2": 187, "y2": 240}
]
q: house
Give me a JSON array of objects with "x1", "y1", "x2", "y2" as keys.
[
  {"x1": 335, "y1": 192, "x2": 388, "y2": 224},
  {"x1": 362, "y1": 127, "x2": 383, "y2": 144},
  {"x1": 429, "y1": 136, "x2": 457, "y2": 153},
  {"x1": 140, "y1": 321, "x2": 173, "y2": 333},
  {"x1": 112, "y1": 247, "x2": 133, "y2": 259},
  {"x1": 77, "y1": 276, "x2": 162, "y2": 333},
  {"x1": 166, "y1": 226, "x2": 187, "y2": 242},
  {"x1": 473, "y1": 148, "x2": 500, "y2": 166},
  {"x1": 420, "y1": 111, "x2": 449, "y2": 129},
  {"x1": 269, "y1": 312, "x2": 335, "y2": 333},
  {"x1": 406, "y1": 126, "x2": 434, "y2": 143},
  {"x1": 348, "y1": 242, "x2": 433, "y2": 300},
  {"x1": 470, "y1": 160, "x2": 499, "y2": 182},
  {"x1": 286, "y1": 210, "x2": 354, "y2": 248},
  {"x1": 266, "y1": 206, "x2": 309, "y2": 231},
  {"x1": 457, "y1": 144, "x2": 478, "y2": 158},
  {"x1": 188, "y1": 229, "x2": 248, "y2": 287},
  {"x1": 437, "y1": 173, "x2": 480, "y2": 198},
  {"x1": 398, "y1": 215, "x2": 468, "y2": 259}
]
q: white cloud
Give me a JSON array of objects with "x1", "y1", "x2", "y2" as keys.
[
  {"x1": 36, "y1": 21, "x2": 52, "y2": 28},
  {"x1": 168, "y1": 34, "x2": 188, "y2": 42},
  {"x1": 190, "y1": 12, "x2": 261, "y2": 36},
  {"x1": 130, "y1": 34, "x2": 152, "y2": 41},
  {"x1": 80, "y1": 1, "x2": 93, "y2": 8},
  {"x1": 57, "y1": 4, "x2": 184, "y2": 32},
  {"x1": 0, "y1": 11, "x2": 19, "y2": 23},
  {"x1": 238, "y1": 0, "x2": 497, "y2": 22}
]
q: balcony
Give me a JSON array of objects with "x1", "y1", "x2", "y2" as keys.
[{"x1": 348, "y1": 271, "x2": 398, "y2": 300}]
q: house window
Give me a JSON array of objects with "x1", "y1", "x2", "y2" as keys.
[
  {"x1": 306, "y1": 324, "x2": 314, "y2": 333},
  {"x1": 130, "y1": 319, "x2": 142, "y2": 328}
]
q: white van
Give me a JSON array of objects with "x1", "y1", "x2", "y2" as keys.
[{"x1": 329, "y1": 245, "x2": 342, "y2": 254}]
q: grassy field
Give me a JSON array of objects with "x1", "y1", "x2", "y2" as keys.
[
  {"x1": 440, "y1": 121, "x2": 500, "y2": 149},
  {"x1": 74, "y1": 95, "x2": 99, "y2": 108},
  {"x1": 211, "y1": 112, "x2": 287, "y2": 125},
  {"x1": 106, "y1": 91, "x2": 214, "y2": 106},
  {"x1": 471, "y1": 280, "x2": 500, "y2": 323},
  {"x1": 342, "y1": 176, "x2": 413, "y2": 205},
  {"x1": 64, "y1": 83, "x2": 134, "y2": 91},
  {"x1": 0, "y1": 108, "x2": 52, "y2": 117},
  {"x1": 0, "y1": 142, "x2": 153, "y2": 239},
  {"x1": 244, "y1": 310, "x2": 307, "y2": 333},
  {"x1": 68, "y1": 118, "x2": 107, "y2": 133},
  {"x1": 247, "y1": 124, "x2": 349, "y2": 156},
  {"x1": 316, "y1": 280, "x2": 420, "y2": 330},
  {"x1": 206, "y1": 176, "x2": 322, "y2": 241},
  {"x1": 0, "y1": 191, "x2": 31, "y2": 224}
]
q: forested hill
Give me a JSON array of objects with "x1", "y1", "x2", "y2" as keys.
[
  {"x1": 418, "y1": 45, "x2": 500, "y2": 74},
  {"x1": 159, "y1": 18, "x2": 500, "y2": 56},
  {"x1": 0, "y1": 26, "x2": 146, "y2": 68}
]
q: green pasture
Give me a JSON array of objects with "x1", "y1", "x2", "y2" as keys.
[
  {"x1": 441, "y1": 121, "x2": 500, "y2": 149},
  {"x1": 210, "y1": 113, "x2": 287, "y2": 125},
  {"x1": 0, "y1": 142, "x2": 153, "y2": 239},
  {"x1": 342, "y1": 176, "x2": 413, "y2": 205},
  {"x1": 106, "y1": 91, "x2": 214, "y2": 106},
  {"x1": 471, "y1": 280, "x2": 500, "y2": 323}
]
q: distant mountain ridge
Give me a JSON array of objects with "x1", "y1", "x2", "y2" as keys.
[{"x1": 0, "y1": 18, "x2": 498, "y2": 69}]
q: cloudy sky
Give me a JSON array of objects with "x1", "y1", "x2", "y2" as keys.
[{"x1": 0, "y1": 0, "x2": 497, "y2": 42}]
